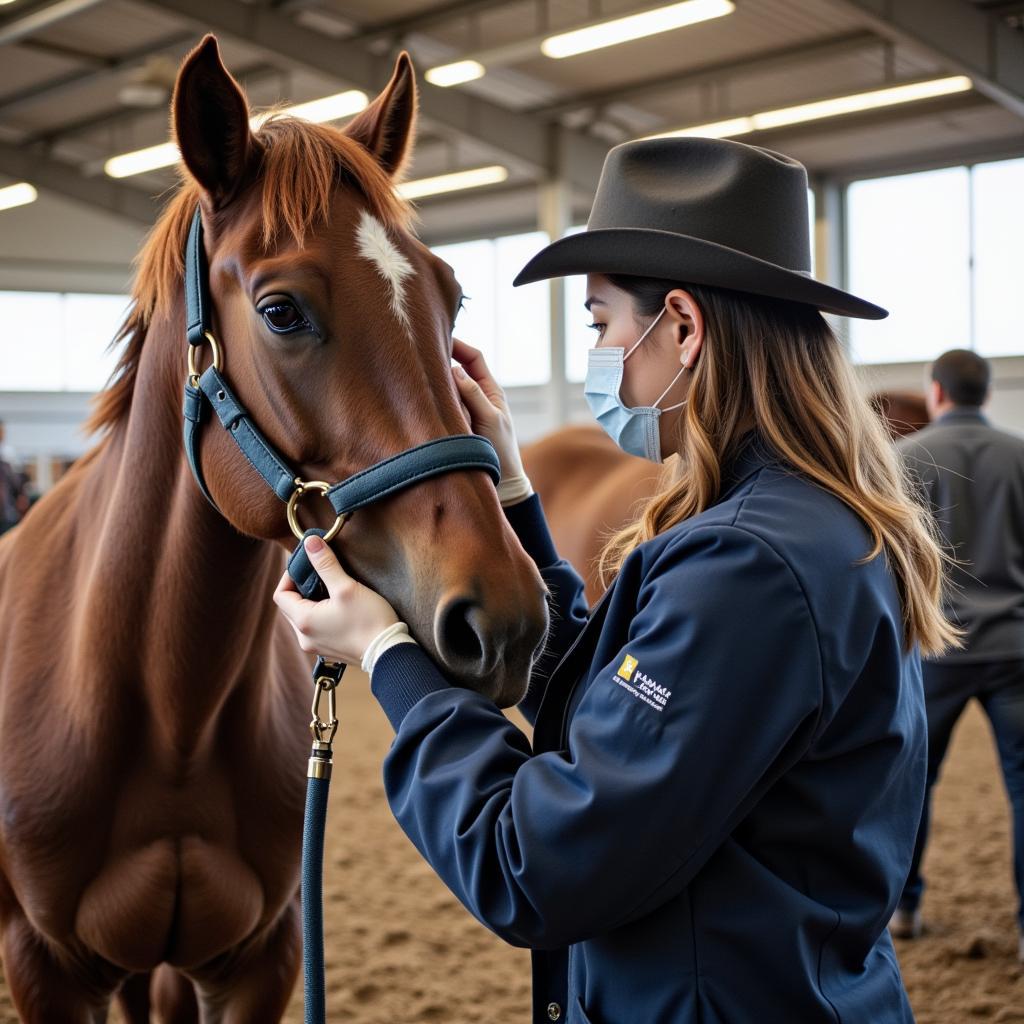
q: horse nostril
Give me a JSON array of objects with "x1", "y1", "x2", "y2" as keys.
[{"x1": 436, "y1": 595, "x2": 487, "y2": 673}]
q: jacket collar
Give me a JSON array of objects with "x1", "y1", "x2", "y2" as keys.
[
  {"x1": 718, "y1": 429, "x2": 780, "y2": 501},
  {"x1": 933, "y1": 406, "x2": 988, "y2": 426}
]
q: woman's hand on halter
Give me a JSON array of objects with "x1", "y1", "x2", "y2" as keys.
[
  {"x1": 273, "y1": 535, "x2": 400, "y2": 667},
  {"x1": 451, "y1": 339, "x2": 526, "y2": 483}
]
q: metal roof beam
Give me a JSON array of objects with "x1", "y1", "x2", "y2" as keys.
[
  {"x1": 535, "y1": 31, "x2": 883, "y2": 118},
  {"x1": 133, "y1": 0, "x2": 608, "y2": 194},
  {"x1": 832, "y1": 0, "x2": 1024, "y2": 119},
  {"x1": 0, "y1": 140, "x2": 157, "y2": 223},
  {"x1": 0, "y1": 30, "x2": 195, "y2": 116},
  {"x1": 0, "y1": 0, "x2": 106, "y2": 47},
  {"x1": 22, "y1": 60, "x2": 278, "y2": 146},
  {"x1": 727, "y1": 90, "x2": 991, "y2": 151},
  {"x1": 353, "y1": 0, "x2": 514, "y2": 42},
  {"x1": 825, "y1": 134, "x2": 1024, "y2": 179}
]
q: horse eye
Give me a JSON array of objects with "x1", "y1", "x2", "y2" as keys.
[{"x1": 259, "y1": 301, "x2": 309, "y2": 334}]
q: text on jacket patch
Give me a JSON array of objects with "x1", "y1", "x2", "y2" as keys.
[{"x1": 613, "y1": 654, "x2": 672, "y2": 712}]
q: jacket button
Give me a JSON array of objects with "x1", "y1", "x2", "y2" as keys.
[{"x1": 547, "y1": 1003, "x2": 562, "y2": 1021}]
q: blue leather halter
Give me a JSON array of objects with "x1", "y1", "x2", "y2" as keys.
[
  {"x1": 180, "y1": 206, "x2": 501, "y2": 595},
  {"x1": 180, "y1": 205, "x2": 502, "y2": 1024}
]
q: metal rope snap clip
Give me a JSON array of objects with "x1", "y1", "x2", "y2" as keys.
[
  {"x1": 308, "y1": 657, "x2": 344, "y2": 779},
  {"x1": 310, "y1": 677, "x2": 339, "y2": 745}
]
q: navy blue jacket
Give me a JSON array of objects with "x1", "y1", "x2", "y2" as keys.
[{"x1": 370, "y1": 432, "x2": 926, "y2": 1023}]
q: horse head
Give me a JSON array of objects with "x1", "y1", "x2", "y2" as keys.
[{"x1": 162, "y1": 36, "x2": 548, "y2": 704}]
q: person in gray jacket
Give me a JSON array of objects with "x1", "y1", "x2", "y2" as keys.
[{"x1": 892, "y1": 348, "x2": 1024, "y2": 961}]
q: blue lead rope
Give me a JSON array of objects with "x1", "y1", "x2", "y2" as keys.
[
  {"x1": 298, "y1": 645, "x2": 345, "y2": 1024},
  {"x1": 302, "y1": 772, "x2": 331, "y2": 1024}
]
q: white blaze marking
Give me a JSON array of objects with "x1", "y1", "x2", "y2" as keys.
[{"x1": 355, "y1": 210, "x2": 414, "y2": 331}]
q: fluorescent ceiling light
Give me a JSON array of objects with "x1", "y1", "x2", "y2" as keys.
[
  {"x1": 249, "y1": 89, "x2": 366, "y2": 128},
  {"x1": 542, "y1": 0, "x2": 734, "y2": 59},
  {"x1": 425, "y1": 60, "x2": 486, "y2": 87},
  {"x1": 105, "y1": 89, "x2": 368, "y2": 178},
  {"x1": 0, "y1": 182, "x2": 38, "y2": 211},
  {"x1": 105, "y1": 142, "x2": 179, "y2": 178},
  {"x1": 661, "y1": 116, "x2": 753, "y2": 139},
  {"x1": 397, "y1": 165, "x2": 508, "y2": 200},
  {"x1": 644, "y1": 75, "x2": 973, "y2": 140},
  {"x1": 753, "y1": 76, "x2": 973, "y2": 129}
]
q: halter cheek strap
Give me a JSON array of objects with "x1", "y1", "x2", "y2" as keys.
[{"x1": 184, "y1": 362, "x2": 298, "y2": 511}]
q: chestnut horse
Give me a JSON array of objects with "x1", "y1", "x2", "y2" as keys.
[
  {"x1": 523, "y1": 390, "x2": 929, "y2": 603},
  {"x1": 0, "y1": 37, "x2": 548, "y2": 1023}
]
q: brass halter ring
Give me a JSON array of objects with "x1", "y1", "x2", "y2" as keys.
[
  {"x1": 286, "y1": 479, "x2": 348, "y2": 543},
  {"x1": 187, "y1": 330, "x2": 223, "y2": 387}
]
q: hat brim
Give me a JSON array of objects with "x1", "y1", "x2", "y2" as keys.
[{"x1": 512, "y1": 227, "x2": 887, "y2": 320}]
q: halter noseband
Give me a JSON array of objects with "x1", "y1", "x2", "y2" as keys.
[{"x1": 180, "y1": 206, "x2": 501, "y2": 595}]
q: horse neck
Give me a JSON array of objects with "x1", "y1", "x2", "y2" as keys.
[{"x1": 83, "y1": 310, "x2": 286, "y2": 747}]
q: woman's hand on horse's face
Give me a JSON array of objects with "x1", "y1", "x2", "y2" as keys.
[
  {"x1": 451, "y1": 338, "x2": 526, "y2": 480},
  {"x1": 273, "y1": 535, "x2": 399, "y2": 667}
]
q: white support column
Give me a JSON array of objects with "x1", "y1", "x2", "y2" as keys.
[
  {"x1": 538, "y1": 173, "x2": 573, "y2": 431},
  {"x1": 811, "y1": 173, "x2": 850, "y2": 350},
  {"x1": 34, "y1": 452, "x2": 53, "y2": 493}
]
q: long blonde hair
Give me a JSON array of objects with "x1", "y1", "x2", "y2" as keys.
[{"x1": 597, "y1": 276, "x2": 962, "y2": 659}]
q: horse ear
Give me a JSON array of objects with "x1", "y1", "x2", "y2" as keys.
[
  {"x1": 345, "y1": 51, "x2": 418, "y2": 179},
  {"x1": 172, "y1": 34, "x2": 254, "y2": 208}
]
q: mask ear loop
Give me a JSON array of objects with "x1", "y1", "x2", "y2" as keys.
[
  {"x1": 653, "y1": 363, "x2": 691, "y2": 412},
  {"x1": 622, "y1": 307, "x2": 666, "y2": 362},
  {"x1": 620, "y1": 306, "x2": 692, "y2": 412}
]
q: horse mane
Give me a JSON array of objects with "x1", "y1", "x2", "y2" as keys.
[{"x1": 85, "y1": 113, "x2": 414, "y2": 436}]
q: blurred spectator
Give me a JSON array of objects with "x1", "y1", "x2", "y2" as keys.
[
  {"x1": 891, "y1": 350, "x2": 1024, "y2": 964},
  {"x1": 0, "y1": 417, "x2": 16, "y2": 465},
  {"x1": 0, "y1": 419, "x2": 29, "y2": 534}
]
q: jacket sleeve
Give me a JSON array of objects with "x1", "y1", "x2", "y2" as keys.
[
  {"x1": 370, "y1": 524, "x2": 823, "y2": 949},
  {"x1": 502, "y1": 492, "x2": 590, "y2": 726}
]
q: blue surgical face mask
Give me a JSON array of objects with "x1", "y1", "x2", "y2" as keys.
[{"x1": 583, "y1": 307, "x2": 688, "y2": 462}]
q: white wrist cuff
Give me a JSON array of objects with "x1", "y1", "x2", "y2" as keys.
[
  {"x1": 497, "y1": 471, "x2": 534, "y2": 507},
  {"x1": 361, "y1": 621, "x2": 418, "y2": 675}
]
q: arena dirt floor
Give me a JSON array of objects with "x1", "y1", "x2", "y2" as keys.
[{"x1": 1, "y1": 673, "x2": 1022, "y2": 1022}]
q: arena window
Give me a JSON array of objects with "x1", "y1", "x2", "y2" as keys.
[
  {"x1": 0, "y1": 291, "x2": 128, "y2": 392},
  {"x1": 431, "y1": 230, "x2": 551, "y2": 387},
  {"x1": 847, "y1": 156, "x2": 1023, "y2": 364}
]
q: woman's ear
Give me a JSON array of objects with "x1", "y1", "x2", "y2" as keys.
[
  {"x1": 345, "y1": 51, "x2": 418, "y2": 179},
  {"x1": 172, "y1": 34, "x2": 254, "y2": 209},
  {"x1": 665, "y1": 289, "x2": 704, "y2": 368}
]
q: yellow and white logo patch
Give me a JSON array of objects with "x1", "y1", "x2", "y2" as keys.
[
  {"x1": 612, "y1": 654, "x2": 673, "y2": 713},
  {"x1": 616, "y1": 654, "x2": 638, "y2": 681}
]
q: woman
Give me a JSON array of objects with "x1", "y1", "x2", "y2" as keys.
[{"x1": 274, "y1": 137, "x2": 959, "y2": 1023}]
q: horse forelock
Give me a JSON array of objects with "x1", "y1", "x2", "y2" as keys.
[{"x1": 85, "y1": 115, "x2": 415, "y2": 437}]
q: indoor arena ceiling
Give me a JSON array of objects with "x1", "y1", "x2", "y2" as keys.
[{"x1": 0, "y1": 0, "x2": 1022, "y2": 236}]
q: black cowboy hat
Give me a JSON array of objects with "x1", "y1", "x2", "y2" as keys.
[{"x1": 513, "y1": 136, "x2": 886, "y2": 320}]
